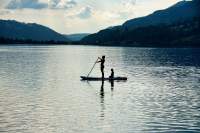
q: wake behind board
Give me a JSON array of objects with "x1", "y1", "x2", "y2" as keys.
[{"x1": 81, "y1": 76, "x2": 127, "y2": 81}]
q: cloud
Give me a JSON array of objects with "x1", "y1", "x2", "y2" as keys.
[
  {"x1": 6, "y1": 0, "x2": 47, "y2": 9},
  {"x1": 122, "y1": 0, "x2": 136, "y2": 6},
  {"x1": 49, "y1": 0, "x2": 77, "y2": 9},
  {"x1": 5, "y1": 0, "x2": 77, "y2": 10},
  {"x1": 65, "y1": 6, "x2": 92, "y2": 19},
  {"x1": 77, "y1": 6, "x2": 92, "y2": 19},
  {"x1": 121, "y1": 0, "x2": 136, "y2": 12},
  {"x1": 0, "y1": 10, "x2": 11, "y2": 15},
  {"x1": 0, "y1": 0, "x2": 9, "y2": 9}
]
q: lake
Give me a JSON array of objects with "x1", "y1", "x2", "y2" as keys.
[{"x1": 0, "y1": 45, "x2": 200, "y2": 133}]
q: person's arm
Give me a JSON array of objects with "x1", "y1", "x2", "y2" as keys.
[{"x1": 96, "y1": 57, "x2": 102, "y2": 63}]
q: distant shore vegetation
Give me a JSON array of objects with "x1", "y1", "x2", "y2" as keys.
[{"x1": 0, "y1": 37, "x2": 81, "y2": 45}]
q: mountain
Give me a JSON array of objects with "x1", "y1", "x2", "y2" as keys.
[
  {"x1": 123, "y1": 0, "x2": 200, "y2": 30},
  {"x1": 0, "y1": 20, "x2": 69, "y2": 42},
  {"x1": 66, "y1": 33, "x2": 90, "y2": 41},
  {"x1": 82, "y1": 0, "x2": 200, "y2": 47}
]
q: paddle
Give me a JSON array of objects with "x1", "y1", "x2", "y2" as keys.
[{"x1": 87, "y1": 58, "x2": 99, "y2": 77}]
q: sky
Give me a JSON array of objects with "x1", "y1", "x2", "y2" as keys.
[{"x1": 0, "y1": 0, "x2": 182, "y2": 34}]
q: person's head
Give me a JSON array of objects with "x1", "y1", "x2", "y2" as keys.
[
  {"x1": 102, "y1": 55, "x2": 105, "y2": 59},
  {"x1": 111, "y1": 68, "x2": 114, "y2": 72}
]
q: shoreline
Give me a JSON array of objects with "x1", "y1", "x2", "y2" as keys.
[{"x1": 0, "y1": 43, "x2": 200, "y2": 48}]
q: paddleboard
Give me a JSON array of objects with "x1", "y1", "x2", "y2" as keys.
[{"x1": 80, "y1": 76, "x2": 127, "y2": 81}]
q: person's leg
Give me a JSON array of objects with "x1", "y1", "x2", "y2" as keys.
[{"x1": 101, "y1": 68, "x2": 104, "y2": 79}]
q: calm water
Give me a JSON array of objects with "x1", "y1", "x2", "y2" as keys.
[{"x1": 0, "y1": 45, "x2": 200, "y2": 133}]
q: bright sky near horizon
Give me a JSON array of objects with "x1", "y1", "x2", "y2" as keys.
[{"x1": 0, "y1": 0, "x2": 182, "y2": 34}]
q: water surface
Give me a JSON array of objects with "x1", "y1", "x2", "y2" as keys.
[{"x1": 0, "y1": 45, "x2": 200, "y2": 133}]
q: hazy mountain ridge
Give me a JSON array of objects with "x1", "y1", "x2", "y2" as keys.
[
  {"x1": 82, "y1": 0, "x2": 200, "y2": 47},
  {"x1": 123, "y1": 0, "x2": 200, "y2": 29},
  {"x1": 0, "y1": 20, "x2": 69, "y2": 42},
  {"x1": 66, "y1": 33, "x2": 90, "y2": 41}
]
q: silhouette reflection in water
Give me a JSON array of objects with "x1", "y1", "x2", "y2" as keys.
[
  {"x1": 110, "y1": 80, "x2": 114, "y2": 92},
  {"x1": 100, "y1": 80, "x2": 105, "y2": 119},
  {"x1": 99, "y1": 80, "x2": 115, "y2": 119},
  {"x1": 100, "y1": 80, "x2": 104, "y2": 98}
]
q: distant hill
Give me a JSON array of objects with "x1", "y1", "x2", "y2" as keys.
[
  {"x1": 123, "y1": 0, "x2": 200, "y2": 30},
  {"x1": 66, "y1": 33, "x2": 90, "y2": 41},
  {"x1": 82, "y1": 0, "x2": 200, "y2": 47},
  {"x1": 0, "y1": 20, "x2": 69, "y2": 42}
]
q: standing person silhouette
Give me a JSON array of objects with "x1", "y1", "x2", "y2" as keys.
[{"x1": 96, "y1": 56, "x2": 105, "y2": 79}]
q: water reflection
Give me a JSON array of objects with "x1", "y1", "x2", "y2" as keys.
[
  {"x1": 100, "y1": 80, "x2": 105, "y2": 119},
  {"x1": 122, "y1": 48, "x2": 200, "y2": 67},
  {"x1": 99, "y1": 80, "x2": 115, "y2": 119},
  {"x1": 110, "y1": 80, "x2": 114, "y2": 92}
]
